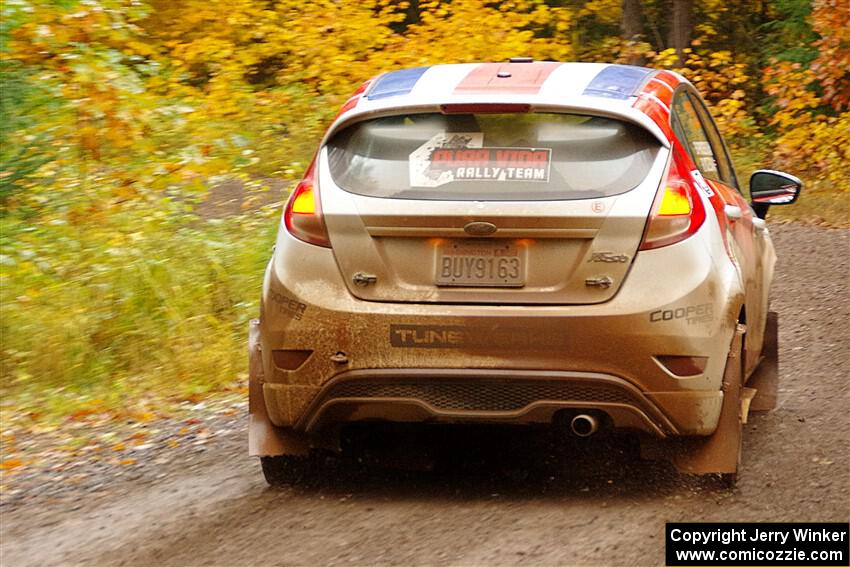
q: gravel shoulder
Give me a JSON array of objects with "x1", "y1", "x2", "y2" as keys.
[{"x1": 1, "y1": 222, "x2": 848, "y2": 567}]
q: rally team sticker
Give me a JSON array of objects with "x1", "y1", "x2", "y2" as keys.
[{"x1": 409, "y1": 132, "x2": 552, "y2": 188}]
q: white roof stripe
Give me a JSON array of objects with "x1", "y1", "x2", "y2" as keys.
[
  {"x1": 638, "y1": 91, "x2": 670, "y2": 112},
  {"x1": 408, "y1": 63, "x2": 480, "y2": 98},
  {"x1": 538, "y1": 62, "x2": 610, "y2": 97}
]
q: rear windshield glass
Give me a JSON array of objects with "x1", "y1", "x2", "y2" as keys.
[{"x1": 326, "y1": 112, "x2": 660, "y2": 201}]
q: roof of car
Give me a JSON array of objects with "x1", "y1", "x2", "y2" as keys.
[
  {"x1": 326, "y1": 62, "x2": 687, "y2": 147},
  {"x1": 368, "y1": 62, "x2": 650, "y2": 100}
]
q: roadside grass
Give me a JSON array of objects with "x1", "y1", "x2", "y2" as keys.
[
  {"x1": 765, "y1": 186, "x2": 849, "y2": 227},
  {"x1": 1, "y1": 200, "x2": 279, "y2": 432},
  {"x1": 731, "y1": 143, "x2": 849, "y2": 228}
]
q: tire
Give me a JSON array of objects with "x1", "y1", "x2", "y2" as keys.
[
  {"x1": 720, "y1": 326, "x2": 746, "y2": 487},
  {"x1": 748, "y1": 311, "x2": 779, "y2": 411},
  {"x1": 260, "y1": 455, "x2": 312, "y2": 487}
]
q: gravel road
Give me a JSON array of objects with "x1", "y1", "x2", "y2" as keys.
[{"x1": 2, "y1": 223, "x2": 848, "y2": 567}]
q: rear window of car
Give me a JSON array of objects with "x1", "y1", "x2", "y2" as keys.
[{"x1": 325, "y1": 112, "x2": 660, "y2": 201}]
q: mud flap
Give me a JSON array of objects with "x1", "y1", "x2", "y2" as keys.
[
  {"x1": 746, "y1": 311, "x2": 779, "y2": 412},
  {"x1": 671, "y1": 324, "x2": 745, "y2": 475},
  {"x1": 248, "y1": 319, "x2": 309, "y2": 457}
]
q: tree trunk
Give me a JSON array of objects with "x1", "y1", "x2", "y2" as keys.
[
  {"x1": 389, "y1": 0, "x2": 420, "y2": 32},
  {"x1": 621, "y1": 0, "x2": 643, "y2": 41},
  {"x1": 405, "y1": 0, "x2": 421, "y2": 26},
  {"x1": 668, "y1": 0, "x2": 693, "y2": 66},
  {"x1": 621, "y1": 0, "x2": 645, "y2": 64}
]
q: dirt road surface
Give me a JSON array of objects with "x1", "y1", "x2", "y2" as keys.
[{"x1": 2, "y1": 223, "x2": 848, "y2": 567}]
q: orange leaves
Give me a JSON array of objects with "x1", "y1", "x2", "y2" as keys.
[
  {"x1": 772, "y1": 106, "x2": 850, "y2": 188},
  {"x1": 811, "y1": 0, "x2": 850, "y2": 112},
  {"x1": 1, "y1": 430, "x2": 25, "y2": 471},
  {"x1": 649, "y1": 49, "x2": 757, "y2": 146},
  {"x1": 738, "y1": 1, "x2": 846, "y2": 189},
  {"x1": 0, "y1": 459, "x2": 25, "y2": 471},
  {"x1": 761, "y1": 3, "x2": 849, "y2": 188},
  {"x1": 0, "y1": 390, "x2": 246, "y2": 495},
  {"x1": 78, "y1": 126, "x2": 101, "y2": 160}
]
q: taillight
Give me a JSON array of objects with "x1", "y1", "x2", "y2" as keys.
[
  {"x1": 440, "y1": 103, "x2": 531, "y2": 114},
  {"x1": 639, "y1": 158, "x2": 706, "y2": 250},
  {"x1": 283, "y1": 158, "x2": 331, "y2": 248}
]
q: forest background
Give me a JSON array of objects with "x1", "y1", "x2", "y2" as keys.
[{"x1": 1, "y1": 0, "x2": 848, "y2": 426}]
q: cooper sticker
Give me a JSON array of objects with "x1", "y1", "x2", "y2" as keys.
[
  {"x1": 269, "y1": 290, "x2": 307, "y2": 320},
  {"x1": 409, "y1": 132, "x2": 551, "y2": 188},
  {"x1": 690, "y1": 169, "x2": 715, "y2": 197},
  {"x1": 649, "y1": 303, "x2": 713, "y2": 325}
]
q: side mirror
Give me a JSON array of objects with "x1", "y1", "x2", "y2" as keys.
[{"x1": 750, "y1": 170, "x2": 802, "y2": 218}]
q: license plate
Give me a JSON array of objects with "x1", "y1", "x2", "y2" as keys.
[{"x1": 435, "y1": 241, "x2": 525, "y2": 287}]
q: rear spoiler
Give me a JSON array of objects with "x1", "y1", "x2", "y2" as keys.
[{"x1": 322, "y1": 97, "x2": 671, "y2": 149}]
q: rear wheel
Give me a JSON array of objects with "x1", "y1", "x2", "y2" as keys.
[
  {"x1": 747, "y1": 311, "x2": 779, "y2": 411},
  {"x1": 720, "y1": 333, "x2": 745, "y2": 486}
]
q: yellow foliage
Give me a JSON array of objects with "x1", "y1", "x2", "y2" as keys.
[
  {"x1": 649, "y1": 49, "x2": 758, "y2": 146},
  {"x1": 577, "y1": 0, "x2": 621, "y2": 26},
  {"x1": 764, "y1": 62, "x2": 850, "y2": 189},
  {"x1": 2, "y1": 0, "x2": 845, "y2": 207}
]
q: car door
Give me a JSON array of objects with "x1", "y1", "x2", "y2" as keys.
[{"x1": 671, "y1": 89, "x2": 767, "y2": 374}]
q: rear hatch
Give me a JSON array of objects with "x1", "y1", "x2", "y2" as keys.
[{"x1": 320, "y1": 110, "x2": 668, "y2": 304}]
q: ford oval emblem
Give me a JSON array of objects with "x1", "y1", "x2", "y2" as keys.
[{"x1": 464, "y1": 221, "x2": 497, "y2": 236}]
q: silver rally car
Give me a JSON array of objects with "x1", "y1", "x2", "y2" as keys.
[{"x1": 249, "y1": 60, "x2": 801, "y2": 485}]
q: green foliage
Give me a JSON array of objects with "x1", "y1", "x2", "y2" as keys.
[
  {"x1": 0, "y1": 62, "x2": 56, "y2": 200},
  {"x1": 1, "y1": 203, "x2": 278, "y2": 410},
  {"x1": 759, "y1": 0, "x2": 818, "y2": 65}
]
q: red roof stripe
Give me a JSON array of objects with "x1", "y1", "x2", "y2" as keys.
[
  {"x1": 633, "y1": 95, "x2": 673, "y2": 139},
  {"x1": 453, "y1": 62, "x2": 562, "y2": 95},
  {"x1": 332, "y1": 78, "x2": 374, "y2": 120},
  {"x1": 653, "y1": 70, "x2": 681, "y2": 90},
  {"x1": 648, "y1": 77, "x2": 675, "y2": 93}
]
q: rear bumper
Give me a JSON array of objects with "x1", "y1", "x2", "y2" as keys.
[{"x1": 262, "y1": 368, "x2": 723, "y2": 437}]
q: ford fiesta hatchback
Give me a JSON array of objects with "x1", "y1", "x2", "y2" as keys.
[{"x1": 249, "y1": 60, "x2": 801, "y2": 485}]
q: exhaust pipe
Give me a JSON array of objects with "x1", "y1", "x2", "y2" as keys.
[{"x1": 570, "y1": 414, "x2": 599, "y2": 437}]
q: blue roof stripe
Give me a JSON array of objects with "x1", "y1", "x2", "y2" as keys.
[
  {"x1": 367, "y1": 66, "x2": 431, "y2": 100},
  {"x1": 582, "y1": 65, "x2": 652, "y2": 100}
]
